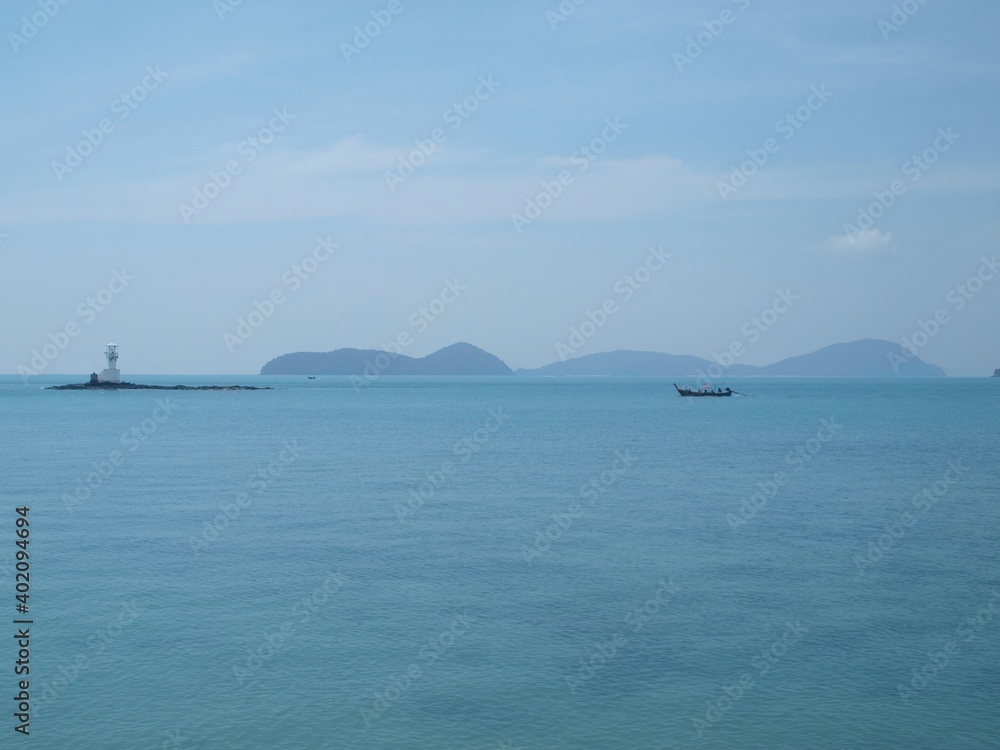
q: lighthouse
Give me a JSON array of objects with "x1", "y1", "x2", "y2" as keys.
[{"x1": 98, "y1": 344, "x2": 121, "y2": 384}]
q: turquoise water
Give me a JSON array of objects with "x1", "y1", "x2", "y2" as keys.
[{"x1": 1, "y1": 375, "x2": 998, "y2": 748}]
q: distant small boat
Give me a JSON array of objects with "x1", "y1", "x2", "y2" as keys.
[
  {"x1": 674, "y1": 383, "x2": 732, "y2": 397},
  {"x1": 307, "y1": 376, "x2": 317, "y2": 380}
]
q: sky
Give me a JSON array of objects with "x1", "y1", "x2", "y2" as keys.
[{"x1": 2, "y1": 0, "x2": 998, "y2": 376}]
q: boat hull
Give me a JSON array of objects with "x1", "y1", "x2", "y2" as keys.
[{"x1": 673, "y1": 383, "x2": 732, "y2": 397}]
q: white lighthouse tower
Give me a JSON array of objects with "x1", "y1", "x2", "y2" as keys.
[{"x1": 98, "y1": 343, "x2": 121, "y2": 383}]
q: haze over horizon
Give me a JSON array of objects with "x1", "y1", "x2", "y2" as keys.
[{"x1": 3, "y1": 1, "x2": 999, "y2": 376}]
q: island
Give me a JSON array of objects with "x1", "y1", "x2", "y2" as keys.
[
  {"x1": 261, "y1": 342, "x2": 513, "y2": 376},
  {"x1": 993, "y1": 369, "x2": 1000, "y2": 378},
  {"x1": 517, "y1": 339, "x2": 946, "y2": 378},
  {"x1": 261, "y1": 339, "x2": 947, "y2": 378},
  {"x1": 48, "y1": 381, "x2": 272, "y2": 391},
  {"x1": 49, "y1": 344, "x2": 273, "y2": 390}
]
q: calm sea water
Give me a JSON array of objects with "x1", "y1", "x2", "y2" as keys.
[{"x1": 1, "y1": 375, "x2": 998, "y2": 749}]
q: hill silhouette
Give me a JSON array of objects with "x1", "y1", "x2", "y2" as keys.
[
  {"x1": 260, "y1": 342, "x2": 513, "y2": 376},
  {"x1": 261, "y1": 339, "x2": 947, "y2": 377}
]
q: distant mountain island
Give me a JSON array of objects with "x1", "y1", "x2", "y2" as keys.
[
  {"x1": 261, "y1": 339, "x2": 946, "y2": 377},
  {"x1": 516, "y1": 339, "x2": 944, "y2": 377},
  {"x1": 261, "y1": 342, "x2": 513, "y2": 376}
]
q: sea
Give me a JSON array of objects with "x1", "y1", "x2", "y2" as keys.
[{"x1": 1, "y1": 374, "x2": 998, "y2": 749}]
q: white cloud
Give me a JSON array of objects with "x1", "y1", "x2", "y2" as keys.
[{"x1": 822, "y1": 229, "x2": 892, "y2": 256}]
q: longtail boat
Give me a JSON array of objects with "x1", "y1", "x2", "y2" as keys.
[{"x1": 674, "y1": 383, "x2": 733, "y2": 397}]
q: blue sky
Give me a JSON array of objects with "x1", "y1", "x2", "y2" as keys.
[{"x1": 2, "y1": 0, "x2": 998, "y2": 375}]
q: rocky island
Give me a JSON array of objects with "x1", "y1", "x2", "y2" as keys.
[
  {"x1": 48, "y1": 344, "x2": 272, "y2": 391},
  {"x1": 48, "y1": 381, "x2": 271, "y2": 391}
]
